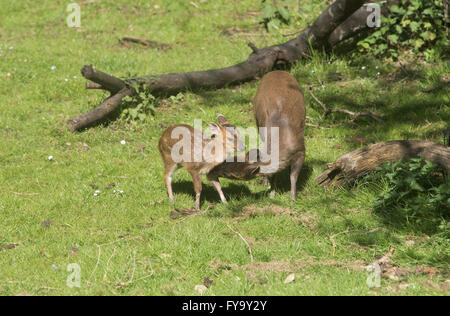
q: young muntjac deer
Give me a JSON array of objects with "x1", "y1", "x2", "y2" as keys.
[
  {"x1": 158, "y1": 115, "x2": 245, "y2": 210},
  {"x1": 208, "y1": 71, "x2": 306, "y2": 201}
]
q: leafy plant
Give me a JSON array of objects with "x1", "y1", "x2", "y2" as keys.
[
  {"x1": 169, "y1": 92, "x2": 185, "y2": 105},
  {"x1": 357, "y1": 0, "x2": 449, "y2": 60},
  {"x1": 120, "y1": 84, "x2": 156, "y2": 122},
  {"x1": 261, "y1": 0, "x2": 292, "y2": 33},
  {"x1": 371, "y1": 158, "x2": 449, "y2": 234}
]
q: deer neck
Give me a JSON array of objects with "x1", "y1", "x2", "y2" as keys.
[{"x1": 202, "y1": 135, "x2": 228, "y2": 167}]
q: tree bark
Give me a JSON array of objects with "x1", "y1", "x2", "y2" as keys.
[
  {"x1": 328, "y1": 1, "x2": 397, "y2": 47},
  {"x1": 316, "y1": 140, "x2": 450, "y2": 187},
  {"x1": 68, "y1": 0, "x2": 367, "y2": 132}
]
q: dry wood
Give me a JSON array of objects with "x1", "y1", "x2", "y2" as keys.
[
  {"x1": 226, "y1": 223, "x2": 254, "y2": 263},
  {"x1": 317, "y1": 140, "x2": 450, "y2": 187},
  {"x1": 68, "y1": 0, "x2": 368, "y2": 131},
  {"x1": 328, "y1": 1, "x2": 398, "y2": 47},
  {"x1": 68, "y1": 87, "x2": 134, "y2": 132},
  {"x1": 121, "y1": 36, "x2": 172, "y2": 49}
]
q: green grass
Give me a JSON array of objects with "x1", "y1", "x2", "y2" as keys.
[{"x1": 0, "y1": 0, "x2": 449, "y2": 296}]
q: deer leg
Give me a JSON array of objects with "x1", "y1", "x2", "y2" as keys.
[
  {"x1": 268, "y1": 174, "x2": 277, "y2": 198},
  {"x1": 208, "y1": 175, "x2": 227, "y2": 204},
  {"x1": 164, "y1": 164, "x2": 178, "y2": 204},
  {"x1": 261, "y1": 176, "x2": 269, "y2": 187},
  {"x1": 190, "y1": 171, "x2": 203, "y2": 210},
  {"x1": 289, "y1": 152, "x2": 305, "y2": 201}
]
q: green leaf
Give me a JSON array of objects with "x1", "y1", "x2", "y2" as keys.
[
  {"x1": 422, "y1": 8, "x2": 433, "y2": 15},
  {"x1": 263, "y1": 4, "x2": 276, "y2": 19},
  {"x1": 390, "y1": 5, "x2": 406, "y2": 14},
  {"x1": 414, "y1": 39, "x2": 425, "y2": 49},
  {"x1": 410, "y1": 180, "x2": 424, "y2": 192},
  {"x1": 409, "y1": 21, "x2": 421, "y2": 32},
  {"x1": 277, "y1": 5, "x2": 290, "y2": 21},
  {"x1": 388, "y1": 34, "x2": 399, "y2": 44},
  {"x1": 267, "y1": 19, "x2": 281, "y2": 33},
  {"x1": 421, "y1": 31, "x2": 431, "y2": 40},
  {"x1": 401, "y1": 19, "x2": 411, "y2": 27}
]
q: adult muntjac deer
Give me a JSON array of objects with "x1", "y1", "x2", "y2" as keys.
[
  {"x1": 208, "y1": 71, "x2": 306, "y2": 201},
  {"x1": 158, "y1": 115, "x2": 245, "y2": 210}
]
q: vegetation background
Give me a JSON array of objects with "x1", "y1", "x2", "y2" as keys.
[{"x1": 0, "y1": 0, "x2": 448, "y2": 295}]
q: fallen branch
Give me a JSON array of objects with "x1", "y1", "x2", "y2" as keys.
[
  {"x1": 307, "y1": 85, "x2": 383, "y2": 122},
  {"x1": 68, "y1": 87, "x2": 134, "y2": 132},
  {"x1": 69, "y1": 0, "x2": 367, "y2": 131},
  {"x1": 317, "y1": 140, "x2": 450, "y2": 187},
  {"x1": 120, "y1": 36, "x2": 172, "y2": 49}
]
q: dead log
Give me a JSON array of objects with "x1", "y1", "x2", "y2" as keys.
[
  {"x1": 69, "y1": 0, "x2": 369, "y2": 132},
  {"x1": 316, "y1": 140, "x2": 450, "y2": 187}
]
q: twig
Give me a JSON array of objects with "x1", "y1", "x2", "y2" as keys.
[
  {"x1": 121, "y1": 36, "x2": 172, "y2": 49},
  {"x1": 282, "y1": 28, "x2": 307, "y2": 37},
  {"x1": 103, "y1": 248, "x2": 116, "y2": 282},
  {"x1": 88, "y1": 244, "x2": 102, "y2": 282},
  {"x1": 134, "y1": 273, "x2": 154, "y2": 282},
  {"x1": 329, "y1": 230, "x2": 350, "y2": 257},
  {"x1": 10, "y1": 191, "x2": 39, "y2": 196},
  {"x1": 328, "y1": 109, "x2": 384, "y2": 123},
  {"x1": 307, "y1": 86, "x2": 328, "y2": 114},
  {"x1": 117, "y1": 251, "x2": 137, "y2": 287},
  {"x1": 226, "y1": 223, "x2": 254, "y2": 263},
  {"x1": 306, "y1": 123, "x2": 322, "y2": 128},
  {"x1": 307, "y1": 85, "x2": 383, "y2": 123}
]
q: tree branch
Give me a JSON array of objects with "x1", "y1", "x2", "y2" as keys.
[{"x1": 69, "y1": 0, "x2": 366, "y2": 132}]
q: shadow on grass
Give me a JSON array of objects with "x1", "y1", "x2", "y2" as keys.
[
  {"x1": 267, "y1": 161, "x2": 314, "y2": 194},
  {"x1": 171, "y1": 162, "x2": 314, "y2": 206}
]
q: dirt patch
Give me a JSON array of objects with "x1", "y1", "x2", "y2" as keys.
[
  {"x1": 421, "y1": 280, "x2": 450, "y2": 292},
  {"x1": 209, "y1": 258, "x2": 366, "y2": 276},
  {"x1": 297, "y1": 211, "x2": 320, "y2": 231},
  {"x1": 374, "y1": 248, "x2": 446, "y2": 281},
  {"x1": 236, "y1": 205, "x2": 296, "y2": 219},
  {"x1": 234, "y1": 205, "x2": 319, "y2": 230}
]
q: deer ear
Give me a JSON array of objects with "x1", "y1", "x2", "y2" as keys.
[
  {"x1": 209, "y1": 123, "x2": 221, "y2": 136},
  {"x1": 217, "y1": 114, "x2": 230, "y2": 127}
]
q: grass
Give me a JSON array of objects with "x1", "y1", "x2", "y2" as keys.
[{"x1": 0, "y1": 0, "x2": 449, "y2": 296}]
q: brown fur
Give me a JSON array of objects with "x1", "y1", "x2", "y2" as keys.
[
  {"x1": 208, "y1": 71, "x2": 306, "y2": 200},
  {"x1": 158, "y1": 116, "x2": 243, "y2": 210}
]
